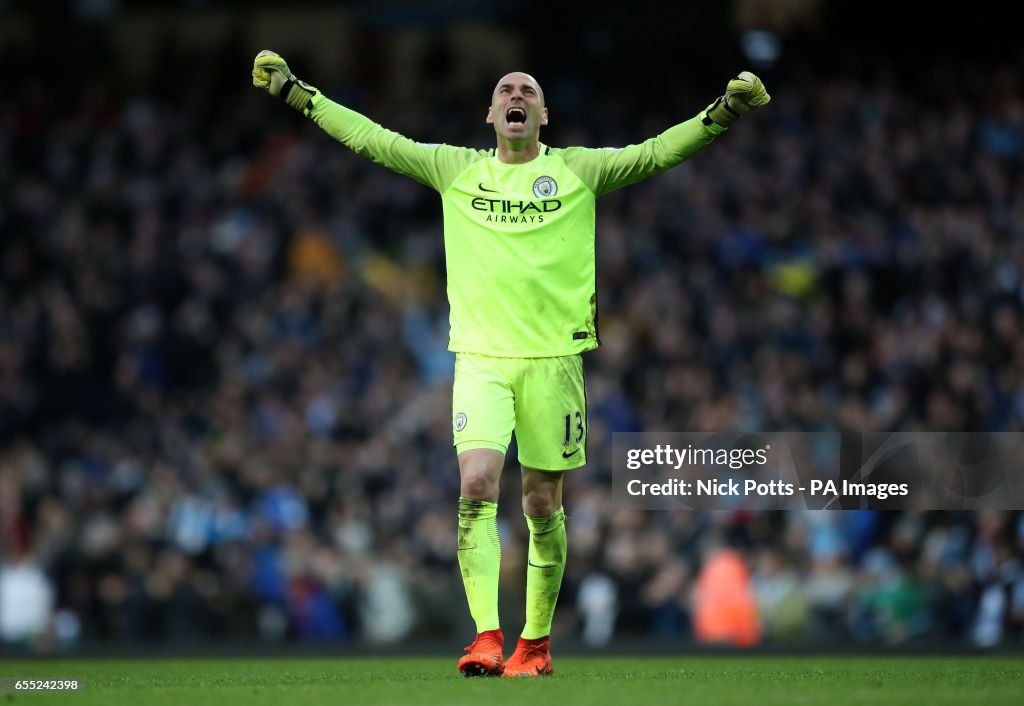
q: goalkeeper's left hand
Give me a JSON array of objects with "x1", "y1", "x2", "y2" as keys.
[
  {"x1": 252, "y1": 50, "x2": 319, "y2": 113},
  {"x1": 703, "y1": 71, "x2": 770, "y2": 128}
]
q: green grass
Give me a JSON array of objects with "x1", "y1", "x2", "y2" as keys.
[{"x1": 1, "y1": 656, "x2": 1021, "y2": 706}]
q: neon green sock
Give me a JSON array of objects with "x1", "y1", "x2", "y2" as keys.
[
  {"x1": 457, "y1": 497, "x2": 501, "y2": 632},
  {"x1": 522, "y1": 508, "x2": 566, "y2": 639}
]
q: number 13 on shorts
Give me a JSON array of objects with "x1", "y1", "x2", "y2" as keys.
[{"x1": 563, "y1": 410, "x2": 584, "y2": 448}]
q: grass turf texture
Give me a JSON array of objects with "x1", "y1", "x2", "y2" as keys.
[{"x1": 1, "y1": 657, "x2": 1021, "y2": 706}]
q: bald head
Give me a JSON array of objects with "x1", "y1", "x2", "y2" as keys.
[{"x1": 491, "y1": 72, "x2": 545, "y2": 105}]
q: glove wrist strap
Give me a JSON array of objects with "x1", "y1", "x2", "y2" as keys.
[
  {"x1": 703, "y1": 96, "x2": 739, "y2": 128},
  {"x1": 280, "y1": 78, "x2": 317, "y2": 113}
]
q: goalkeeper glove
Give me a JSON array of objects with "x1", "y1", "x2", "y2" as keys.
[
  {"x1": 703, "y1": 71, "x2": 770, "y2": 128},
  {"x1": 251, "y1": 50, "x2": 319, "y2": 113}
]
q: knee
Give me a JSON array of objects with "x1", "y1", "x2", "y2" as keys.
[
  {"x1": 459, "y1": 454, "x2": 501, "y2": 502},
  {"x1": 461, "y1": 470, "x2": 497, "y2": 501},
  {"x1": 522, "y1": 490, "x2": 558, "y2": 518}
]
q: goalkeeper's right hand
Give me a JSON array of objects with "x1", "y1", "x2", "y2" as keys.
[{"x1": 252, "y1": 50, "x2": 319, "y2": 113}]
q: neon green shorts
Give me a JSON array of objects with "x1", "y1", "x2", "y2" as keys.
[{"x1": 452, "y1": 353, "x2": 587, "y2": 471}]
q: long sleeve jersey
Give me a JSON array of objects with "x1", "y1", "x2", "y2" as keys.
[{"x1": 308, "y1": 93, "x2": 725, "y2": 357}]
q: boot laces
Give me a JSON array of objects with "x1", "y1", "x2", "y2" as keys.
[
  {"x1": 518, "y1": 641, "x2": 548, "y2": 660},
  {"x1": 465, "y1": 634, "x2": 500, "y2": 653}
]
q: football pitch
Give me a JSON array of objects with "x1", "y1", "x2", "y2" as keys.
[{"x1": 1, "y1": 656, "x2": 1021, "y2": 705}]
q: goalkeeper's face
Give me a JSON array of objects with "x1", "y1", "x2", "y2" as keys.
[{"x1": 486, "y1": 72, "x2": 548, "y2": 143}]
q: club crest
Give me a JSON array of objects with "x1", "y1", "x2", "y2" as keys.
[{"x1": 532, "y1": 176, "x2": 557, "y2": 198}]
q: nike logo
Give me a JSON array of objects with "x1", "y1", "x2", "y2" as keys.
[
  {"x1": 478, "y1": 183, "x2": 499, "y2": 193},
  {"x1": 528, "y1": 561, "x2": 558, "y2": 569},
  {"x1": 562, "y1": 448, "x2": 580, "y2": 459}
]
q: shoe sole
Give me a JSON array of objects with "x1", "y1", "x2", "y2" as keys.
[
  {"x1": 458, "y1": 660, "x2": 504, "y2": 677},
  {"x1": 502, "y1": 666, "x2": 553, "y2": 678}
]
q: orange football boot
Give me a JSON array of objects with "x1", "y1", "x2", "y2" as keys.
[
  {"x1": 457, "y1": 629, "x2": 505, "y2": 677},
  {"x1": 502, "y1": 636, "x2": 553, "y2": 677}
]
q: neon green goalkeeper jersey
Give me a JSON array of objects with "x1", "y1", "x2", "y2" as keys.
[{"x1": 308, "y1": 94, "x2": 725, "y2": 357}]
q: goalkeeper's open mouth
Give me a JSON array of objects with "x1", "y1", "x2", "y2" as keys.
[{"x1": 505, "y1": 106, "x2": 528, "y2": 131}]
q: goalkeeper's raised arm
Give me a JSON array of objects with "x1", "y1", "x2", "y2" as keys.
[
  {"x1": 251, "y1": 49, "x2": 479, "y2": 191},
  {"x1": 566, "y1": 71, "x2": 772, "y2": 197}
]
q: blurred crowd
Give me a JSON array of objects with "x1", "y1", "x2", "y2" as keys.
[{"x1": 2, "y1": 33, "x2": 1024, "y2": 652}]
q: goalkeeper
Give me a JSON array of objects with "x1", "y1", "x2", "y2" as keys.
[{"x1": 253, "y1": 51, "x2": 769, "y2": 677}]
